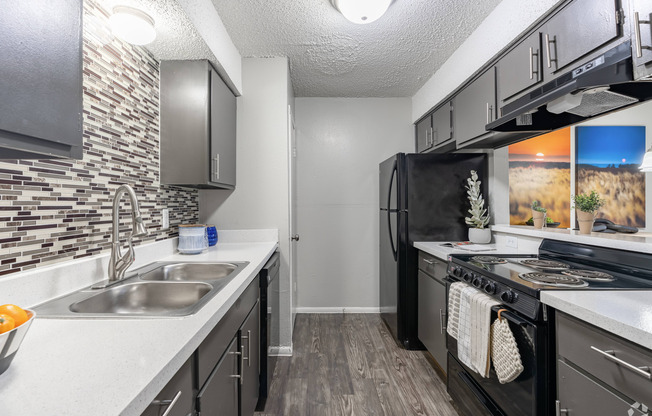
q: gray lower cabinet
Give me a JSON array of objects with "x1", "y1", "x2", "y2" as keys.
[
  {"x1": 453, "y1": 67, "x2": 497, "y2": 147},
  {"x1": 556, "y1": 312, "x2": 652, "y2": 415},
  {"x1": 160, "y1": 60, "x2": 236, "y2": 189},
  {"x1": 197, "y1": 338, "x2": 239, "y2": 416},
  {"x1": 0, "y1": 0, "x2": 83, "y2": 160},
  {"x1": 141, "y1": 358, "x2": 194, "y2": 416},
  {"x1": 632, "y1": 0, "x2": 652, "y2": 79},
  {"x1": 241, "y1": 301, "x2": 260, "y2": 416},
  {"x1": 542, "y1": 0, "x2": 622, "y2": 77},
  {"x1": 497, "y1": 31, "x2": 543, "y2": 107},
  {"x1": 417, "y1": 251, "x2": 447, "y2": 374}
]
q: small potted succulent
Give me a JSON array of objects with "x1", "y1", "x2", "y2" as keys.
[
  {"x1": 531, "y1": 200, "x2": 547, "y2": 229},
  {"x1": 572, "y1": 191, "x2": 605, "y2": 234},
  {"x1": 464, "y1": 170, "x2": 491, "y2": 244}
]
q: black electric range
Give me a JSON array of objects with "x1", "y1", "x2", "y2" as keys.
[{"x1": 444, "y1": 238, "x2": 652, "y2": 416}]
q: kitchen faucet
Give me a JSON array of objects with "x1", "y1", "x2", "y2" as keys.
[{"x1": 107, "y1": 184, "x2": 148, "y2": 283}]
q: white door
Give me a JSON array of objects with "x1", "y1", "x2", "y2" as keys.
[{"x1": 287, "y1": 105, "x2": 298, "y2": 329}]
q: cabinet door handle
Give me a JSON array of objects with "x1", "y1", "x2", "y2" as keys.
[
  {"x1": 486, "y1": 103, "x2": 493, "y2": 123},
  {"x1": 545, "y1": 33, "x2": 557, "y2": 69},
  {"x1": 555, "y1": 400, "x2": 568, "y2": 416},
  {"x1": 529, "y1": 47, "x2": 539, "y2": 80},
  {"x1": 242, "y1": 330, "x2": 252, "y2": 368},
  {"x1": 229, "y1": 350, "x2": 243, "y2": 385},
  {"x1": 152, "y1": 390, "x2": 182, "y2": 416},
  {"x1": 439, "y1": 309, "x2": 447, "y2": 334},
  {"x1": 590, "y1": 346, "x2": 652, "y2": 379},
  {"x1": 634, "y1": 12, "x2": 651, "y2": 59}
]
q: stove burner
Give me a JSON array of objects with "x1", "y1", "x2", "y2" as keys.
[
  {"x1": 561, "y1": 269, "x2": 615, "y2": 282},
  {"x1": 519, "y1": 272, "x2": 589, "y2": 287},
  {"x1": 519, "y1": 259, "x2": 570, "y2": 270},
  {"x1": 471, "y1": 256, "x2": 507, "y2": 264}
]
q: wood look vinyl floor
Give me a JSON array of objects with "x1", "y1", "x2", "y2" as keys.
[{"x1": 257, "y1": 314, "x2": 459, "y2": 416}]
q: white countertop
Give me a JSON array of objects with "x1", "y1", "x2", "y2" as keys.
[
  {"x1": 0, "y1": 237, "x2": 278, "y2": 416},
  {"x1": 541, "y1": 291, "x2": 652, "y2": 350},
  {"x1": 414, "y1": 241, "x2": 535, "y2": 261}
]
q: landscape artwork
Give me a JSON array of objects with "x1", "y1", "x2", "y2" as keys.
[
  {"x1": 576, "y1": 126, "x2": 646, "y2": 227},
  {"x1": 509, "y1": 128, "x2": 571, "y2": 228}
]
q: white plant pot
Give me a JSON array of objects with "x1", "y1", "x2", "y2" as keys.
[{"x1": 468, "y1": 228, "x2": 491, "y2": 244}]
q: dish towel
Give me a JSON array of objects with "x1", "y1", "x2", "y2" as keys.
[
  {"x1": 446, "y1": 282, "x2": 464, "y2": 340},
  {"x1": 456, "y1": 285, "x2": 478, "y2": 371},
  {"x1": 471, "y1": 295, "x2": 500, "y2": 377},
  {"x1": 491, "y1": 312, "x2": 524, "y2": 383}
]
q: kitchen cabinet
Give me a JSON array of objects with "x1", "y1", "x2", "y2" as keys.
[
  {"x1": 417, "y1": 251, "x2": 447, "y2": 374},
  {"x1": 415, "y1": 115, "x2": 433, "y2": 153},
  {"x1": 632, "y1": 0, "x2": 652, "y2": 79},
  {"x1": 453, "y1": 68, "x2": 496, "y2": 147},
  {"x1": 160, "y1": 60, "x2": 237, "y2": 189},
  {"x1": 196, "y1": 277, "x2": 260, "y2": 416},
  {"x1": 542, "y1": 0, "x2": 623, "y2": 78},
  {"x1": 142, "y1": 358, "x2": 194, "y2": 416},
  {"x1": 497, "y1": 31, "x2": 543, "y2": 107},
  {"x1": 556, "y1": 312, "x2": 652, "y2": 415},
  {"x1": 0, "y1": 0, "x2": 83, "y2": 160},
  {"x1": 415, "y1": 103, "x2": 453, "y2": 153}
]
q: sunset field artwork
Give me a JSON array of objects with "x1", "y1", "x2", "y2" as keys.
[
  {"x1": 576, "y1": 126, "x2": 646, "y2": 227},
  {"x1": 509, "y1": 128, "x2": 571, "y2": 228}
]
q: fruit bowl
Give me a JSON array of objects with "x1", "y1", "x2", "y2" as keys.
[{"x1": 0, "y1": 309, "x2": 35, "y2": 375}]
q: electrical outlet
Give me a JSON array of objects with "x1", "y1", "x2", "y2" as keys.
[
  {"x1": 162, "y1": 208, "x2": 169, "y2": 230},
  {"x1": 506, "y1": 236, "x2": 518, "y2": 248}
]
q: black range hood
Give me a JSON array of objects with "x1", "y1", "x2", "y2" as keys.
[{"x1": 486, "y1": 41, "x2": 652, "y2": 144}]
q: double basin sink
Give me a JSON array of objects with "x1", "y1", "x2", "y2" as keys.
[{"x1": 35, "y1": 261, "x2": 249, "y2": 318}]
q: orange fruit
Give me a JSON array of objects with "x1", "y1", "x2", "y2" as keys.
[
  {"x1": 0, "y1": 314, "x2": 15, "y2": 334},
  {"x1": 0, "y1": 304, "x2": 28, "y2": 327}
]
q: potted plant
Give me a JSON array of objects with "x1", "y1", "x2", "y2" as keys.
[
  {"x1": 572, "y1": 191, "x2": 605, "y2": 234},
  {"x1": 464, "y1": 170, "x2": 491, "y2": 244},
  {"x1": 531, "y1": 200, "x2": 547, "y2": 229}
]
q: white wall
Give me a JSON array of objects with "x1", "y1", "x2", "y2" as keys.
[
  {"x1": 411, "y1": 0, "x2": 562, "y2": 122},
  {"x1": 200, "y1": 57, "x2": 293, "y2": 348},
  {"x1": 294, "y1": 98, "x2": 412, "y2": 312}
]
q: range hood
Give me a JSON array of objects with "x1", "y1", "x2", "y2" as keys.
[{"x1": 486, "y1": 41, "x2": 652, "y2": 142}]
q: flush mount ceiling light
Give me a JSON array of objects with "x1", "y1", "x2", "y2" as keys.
[
  {"x1": 331, "y1": 0, "x2": 392, "y2": 24},
  {"x1": 109, "y1": 6, "x2": 156, "y2": 46}
]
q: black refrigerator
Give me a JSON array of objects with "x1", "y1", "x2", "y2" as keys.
[{"x1": 379, "y1": 152, "x2": 488, "y2": 349}]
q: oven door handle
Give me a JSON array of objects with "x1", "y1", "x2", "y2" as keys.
[{"x1": 491, "y1": 306, "x2": 531, "y2": 327}]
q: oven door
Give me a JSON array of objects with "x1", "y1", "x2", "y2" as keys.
[{"x1": 446, "y1": 296, "x2": 551, "y2": 415}]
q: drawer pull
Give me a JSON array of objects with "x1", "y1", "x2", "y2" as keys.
[
  {"x1": 555, "y1": 400, "x2": 568, "y2": 416},
  {"x1": 151, "y1": 390, "x2": 182, "y2": 416},
  {"x1": 590, "y1": 346, "x2": 652, "y2": 380},
  {"x1": 423, "y1": 259, "x2": 434, "y2": 265}
]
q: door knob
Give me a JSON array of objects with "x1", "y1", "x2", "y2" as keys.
[{"x1": 291, "y1": 234, "x2": 300, "y2": 241}]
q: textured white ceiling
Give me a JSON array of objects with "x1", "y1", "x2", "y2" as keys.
[{"x1": 211, "y1": 0, "x2": 502, "y2": 97}]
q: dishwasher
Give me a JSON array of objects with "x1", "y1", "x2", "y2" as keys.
[{"x1": 256, "y1": 251, "x2": 280, "y2": 411}]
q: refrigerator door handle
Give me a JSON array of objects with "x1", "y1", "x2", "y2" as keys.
[{"x1": 387, "y1": 160, "x2": 398, "y2": 261}]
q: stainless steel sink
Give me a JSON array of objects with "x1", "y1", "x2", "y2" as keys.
[
  {"x1": 140, "y1": 262, "x2": 238, "y2": 281},
  {"x1": 34, "y1": 260, "x2": 249, "y2": 318},
  {"x1": 69, "y1": 282, "x2": 213, "y2": 315}
]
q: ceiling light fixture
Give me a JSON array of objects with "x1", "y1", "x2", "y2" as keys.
[
  {"x1": 109, "y1": 6, "x2": 156, "y2": 46},
  {"x1": 331, "y1": 0, "x2": 392, "y2": 25}
]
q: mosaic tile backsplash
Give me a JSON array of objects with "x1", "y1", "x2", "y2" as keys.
[{"x1": 0, "y1": 0, "x2": 199, "y2": 277}]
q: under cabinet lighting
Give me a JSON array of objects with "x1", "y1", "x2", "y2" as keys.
[
  {"x1": 331, "y1": 0, "x2": 392, "y2": 24},
  {"x1": 109, "y1": 6, "x2": 156, "y2": 46}
]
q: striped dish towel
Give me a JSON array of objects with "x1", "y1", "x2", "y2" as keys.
[{"x1": 446, "y1": 282, "x2": 465, "y2": 339}]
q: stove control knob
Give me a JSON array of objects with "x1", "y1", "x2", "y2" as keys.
[
  {"x1": 500, "y1": 290, "x2": 516, "y2": 303},
  {"x1": 484, "y1": 282, "x2": 497, "y2": 294},
  {"x1": 472, "y1": 277, "x2": 484, "y2": 288},
  {"x1": 453, "y1": 267, "x2": 463, "y2": 278},
  {"x1": 463, "y1": 272, "x2": 473, "y2": 283}
]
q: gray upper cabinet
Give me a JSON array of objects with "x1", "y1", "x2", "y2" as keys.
[
  {"x1": 542, "y1": 0, "x2": 622, "y2": 77},
  {"x1": 0, "y1": 0, "x2": 83, "y2": 160},
  {"x1": 453, "y1": 68, "x2": 496, "y2": 146},
  {"x1": 160, "y1": 60, "x2": 236, "y2": 189},
  {"x1": 432, "y1": 102, "x2": 452, "y2": 148},
  {"x1": 415, "y1": 114, "x2": 433, "y2": 153},
  {"x1": 632, "y1": 0, "x2": 652, "y2": 79},
  {"x1": 497, "y1": 32, "x2": 543, "y2": 106}
]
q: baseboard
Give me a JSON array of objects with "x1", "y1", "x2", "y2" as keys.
[
  {"x1": 269, "y1": 346, "x2": 293, "y2": 356},
  {"x1": 294, "y1": 307, "x2": 381, "y2": 314}
]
